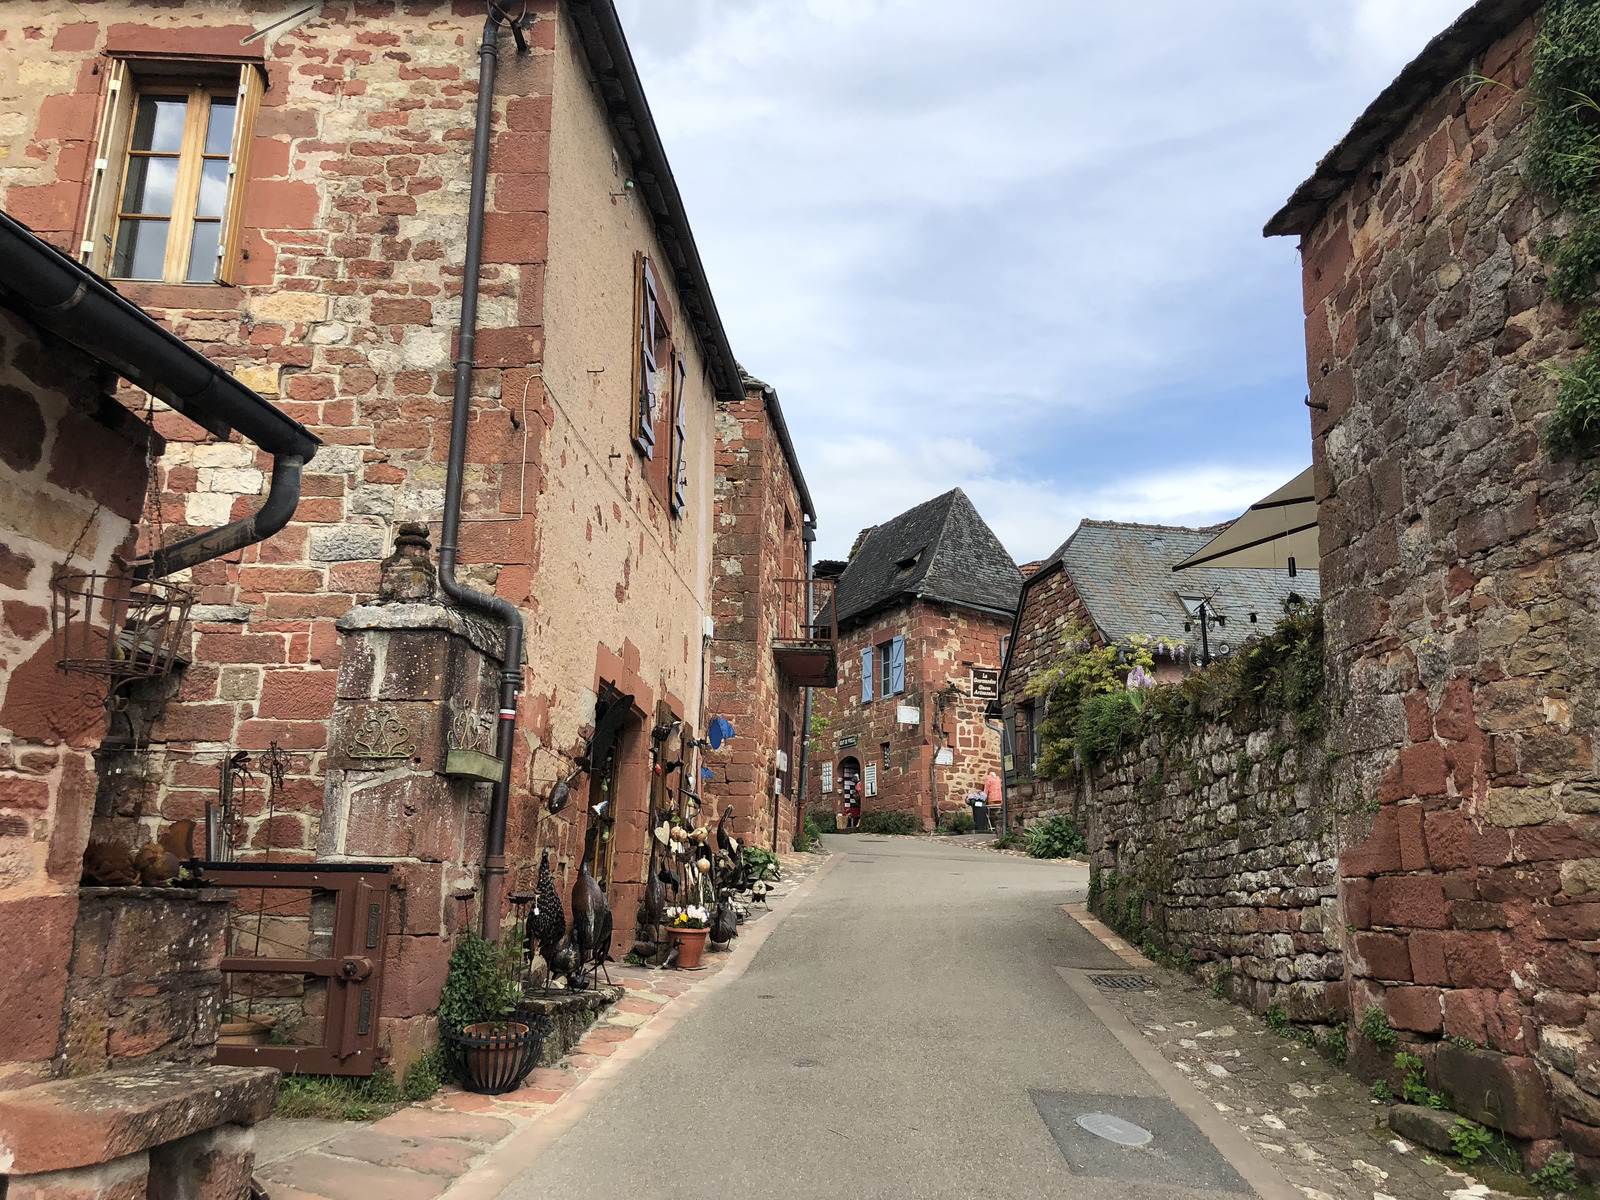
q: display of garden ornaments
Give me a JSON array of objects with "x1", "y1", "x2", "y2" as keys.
[
  {"x1": 665, "y1": 905, "x2": 710, "y2": 969},
  {"x1": 437, "y1": 927, "x2": 547, "y2": 1094}
]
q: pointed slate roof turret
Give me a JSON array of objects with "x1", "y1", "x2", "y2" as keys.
[{"x1": 833, "y1": 488, "x2": 1023, "y2": 627}]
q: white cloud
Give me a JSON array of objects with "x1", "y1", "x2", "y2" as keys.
[{"x1": 614, "y1": 1, "x2": 1471, "y2": 555}]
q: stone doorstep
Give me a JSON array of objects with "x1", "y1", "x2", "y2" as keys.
[{"x1": 0, "y1": 1062, "x2": 280, "y2": 1175}]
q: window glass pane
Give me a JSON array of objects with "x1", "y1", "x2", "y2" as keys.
[
  {"x1": 204, "y1": 98, "x2": 237, "y2": 156},
  {"x1": 112, "y1": 220, "x2": 170, "y2": 279},
  {"x1": 120, "y1": 155, "x2": 178, "y2": 216},
  {"x1": 130, "y1": 95, "x2": 188, "y2": 153},
  {"x1": 186, "y1": 220, "x2": 221, "y2": 283},
  {"x1": 196, "y1": 159, "x2": 229, "y2": 218}
]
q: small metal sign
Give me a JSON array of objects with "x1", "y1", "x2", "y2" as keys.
[
  {"x1": 934, "y1": 747, "x2": 953, "y2": 765},
  {"x1": 896, "y1": 705, "x2": 919, "y2": 725},
  {"x1": 971, "y1": 668, "x2": 999, "y2": 699},
  {"x1": 838, "y1": 734, "x2": 858, "y2": 749}
]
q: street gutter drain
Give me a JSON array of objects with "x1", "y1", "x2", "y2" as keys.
[
  {"x1": 1088, "y1": 974, "x2": 1157, "y2": 990},
  {"x1": 1076, "y1": 1113, "x2": 1153, "y2": 1146}
]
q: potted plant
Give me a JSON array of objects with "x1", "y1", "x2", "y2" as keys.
[
  {"x1": 438, "y1": 927, "x2": 541, "y2": 1094},
  {"x1": 665, "y1": 904, "x2": 711, "y2": 969}
]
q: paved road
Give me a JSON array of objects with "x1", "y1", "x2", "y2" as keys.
[{"x1": 503, "y1": 835, "x2": 1251, "y2": 1200}]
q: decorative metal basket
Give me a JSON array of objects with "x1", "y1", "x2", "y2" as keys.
[
  {"x1": 442, "y1": 1010, "x2": 552, "y2": 1095},
  {"x1": 50, "y1": 569, "x2": 195, "y2": 682}
]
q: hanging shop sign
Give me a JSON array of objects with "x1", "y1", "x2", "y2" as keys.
[{"x1": 971, "y1": 668, "x2": 999, "y2": 700}]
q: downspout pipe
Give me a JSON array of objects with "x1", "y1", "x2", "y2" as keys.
[
  {"x1": 440, "y1": 5, "x2": 529, "y2": 940},
  {"x1": 0, "y1": 210, "x2": 319, "y2": 580}
]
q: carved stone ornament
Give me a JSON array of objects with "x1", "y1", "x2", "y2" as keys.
[
  {"x1": 378, "y1": 522, "x2": 438, "y2": 603},
  {"x1": 348, "y1": 709, "x2": 418, "y2": 759}
]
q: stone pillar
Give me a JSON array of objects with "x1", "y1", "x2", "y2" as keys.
[{"x1": 318, "y1": 525, "x2": 508, "y2": 1069}]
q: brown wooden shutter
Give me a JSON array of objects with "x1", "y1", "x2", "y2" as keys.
[
  {"x1": 80, "y1": 59, "x2": 133, "y2": 274},
  {"x1": 634, "y1": 254, "x2": 656, "y2": 459},
  {"x1": 670, "y1": 350, "x2": 688, "y2": 515},
  {"x1": 217, "y1": 64, "x2": 264, "y2": 286}
]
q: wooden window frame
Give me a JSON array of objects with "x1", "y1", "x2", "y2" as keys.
[
  {"x1": 632, "y1": 253, "x2": 690, "y2": 518},
  {"x1": 81, "y1": 61, "x2": 263, "y2": 285}
]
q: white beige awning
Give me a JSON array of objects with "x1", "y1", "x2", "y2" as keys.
[{"x1": 1172, "y1": 467, "x2": 1318, "y2": 572}]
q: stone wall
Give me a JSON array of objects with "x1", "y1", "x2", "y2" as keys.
[
  {"x1": 0, "y1": 306, "x2": 158, "y2": 1087},
  {"x1": 707, "y1": 381, "x2": 807, "y2": 851},
  {"x1": 56, "y1": 888, "x2": 232, "y2": 1078},
  {"x1": 1084, "y1": 715, "x2": 1344, "y2": 1022},
  {"x1": 808, "y1": 599, "x2": 1008, "y2": 828},
  {"x1": 1292, "y1": 6, "x2": 1600, "y2": 1169}
]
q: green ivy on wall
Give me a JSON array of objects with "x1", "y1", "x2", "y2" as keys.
[{"x1": 1526, "y1": 0, "x2": 1600, "y2": 455}]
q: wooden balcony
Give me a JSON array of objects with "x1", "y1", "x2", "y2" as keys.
[{"x1": 773, "y1": 576, "x2": 838, "y2": 688}]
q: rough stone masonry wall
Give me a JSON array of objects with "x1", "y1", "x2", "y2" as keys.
[
  {"x1": 707, "y1": 385, "x2": 804, "y2": 851},
  {"x1": 0, "y1": 307, "x2": 158, "y2": 1087},
  {"x1": 0, "y1": 1, "x2": 556, "y2": 875},
  {"x1": 1085, "y1": 716, "x2": 1343, "y2": 1022},
  {"x1": 1301, "y1": 9, "x2": 1600, "y2": 1166}
]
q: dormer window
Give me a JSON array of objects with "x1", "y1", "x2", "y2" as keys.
[{"x1": 892, "y1": 549, "x2": 922, "y2": 577}]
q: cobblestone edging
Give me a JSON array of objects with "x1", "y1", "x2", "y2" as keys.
[{"x1": 253, "y1": 850, "x2": 832, "y2": 1200}]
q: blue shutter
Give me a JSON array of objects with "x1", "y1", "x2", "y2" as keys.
[
  {"x1": 861, "y1": 646, "x2": 874, "y2": 702},
  {"x1": 890, "y1": 635, "x2": 906, "y2": 695}
]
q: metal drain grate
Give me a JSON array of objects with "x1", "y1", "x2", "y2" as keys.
[{"x1": 1088, "y1": 973, "x2": 1157, "y2": 990}]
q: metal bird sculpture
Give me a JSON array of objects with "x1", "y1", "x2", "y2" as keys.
[
  {"x1": 710, "y1": 896, "x2": 738, "y2": 947},
  {"x1": 531, "y1": 850, "x2": 566, "y2": 980},
  {"x1": 716, "y1": 806, "x2": 737, "y2": 857},
  {"x1": 569, "y1": 860, "x2": 612, "y2": 990}
]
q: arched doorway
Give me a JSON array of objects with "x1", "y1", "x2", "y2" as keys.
[{"x1": 838, "y1": 756, "x2": 861, "y2": 829}]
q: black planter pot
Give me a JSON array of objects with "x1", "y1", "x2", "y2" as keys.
[{"x1": 442, "y1": 1011, "x2": 551, "y2": 1095}]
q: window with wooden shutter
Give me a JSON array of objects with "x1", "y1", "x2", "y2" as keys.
[
  {"x1": 87, "y1": 62, "x2": 263, "y2": 284},
  {"x1": 633, "y1": 252, "x2": 657, "y2": 459},
  {"x1": 889, "y1": 635, "x2": 906, "y2": 695},
  {"x1": 861, "y1": 646, "x2": 874, "y2": 703},
  {"x1": 670, "y1": 350, "x2": 688, "y2": 515}
]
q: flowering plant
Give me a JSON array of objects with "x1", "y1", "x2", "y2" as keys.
[{"x1": 667, "y1": 904, "x2": 709, "y2": 929}]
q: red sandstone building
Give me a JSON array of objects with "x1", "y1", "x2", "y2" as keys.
[
  {"x1": 806, "y1": 489, "x2": 1021, "y2": 830},
  {"x1": 998, "y1": 519, "x2": 1316, "y2": 828},
  {"x1": 705, "y1": 373, "x2": 832, "y2": 853},
  {"x1": 0, "y1": 0, "x2": 818, "y2": 1134}
]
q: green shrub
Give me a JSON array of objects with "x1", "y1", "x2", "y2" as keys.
[
  {"x1": 1024, "y1": 815, "x2": 1086, "y2": 858},
  {"x1": 1396, "y1": 1050, "x2": 1443, "y2": 1109},
  {"x1": 1533, "y1": 1150, "x2": 1578, "y2": 1193},
  {"x1": 743, "y1": 845, "x2": 781, "y2": 880},
  {"x1": 401, "y1": 1049, "x2": 446, "y2": 1102},
  {"x1": 1359, "y1": 1006, "x2": 1397, "y2": 1052},
  {"x1": 993, "y1": 831, "x2": 1021, "y2": 850},
  {"x1": 793, "y1": 809, "x2": 832, "y2": 850},
  {"x1": 858, "y1": 811, "x2": 918, "y2": 836},
  {"x1": 945, "y1": 810, "x2": 976, "y2": 834},
  {"x1": 1450, "y1": 1119, "x2": 1492, "y2": 1164},
  {"x1": 438, "y1": 929, "x2": 523, "y2": 1033},
  {"x1": 1266, "y1": 1002, "x2": 1291, "y2": 1037},
  {"x1": 1211, "y1": 966, "x2": 1233, "y2": 999},
  {"x1": 1371, "y1": 1079, "x2": 1393, "y2": 1102},
  {"x1": 1322, "y1": 1022, "x2": 1347, "y2": 1065}
]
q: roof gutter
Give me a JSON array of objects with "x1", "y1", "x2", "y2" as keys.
[
  {"x1": 570, "y1": 1, "x2": 744, "y2": 403},
  {"x1": 758, "y1": 383, "x2": 815, "y2": 521},
  {"x1": 0, "y1": 210, "x2": 320, "y2": 579}
]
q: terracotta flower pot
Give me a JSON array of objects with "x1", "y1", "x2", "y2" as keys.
[{"x1": 668, "y1": 926, "x2": 708, "y2": 969}]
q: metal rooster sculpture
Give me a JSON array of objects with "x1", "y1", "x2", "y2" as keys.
[
  {"x1": 530, "y1": 850, "x2": 566, "y2": 987},
  {"x1": 570, "y1": 860, "x2": 613, "y2": 990}
]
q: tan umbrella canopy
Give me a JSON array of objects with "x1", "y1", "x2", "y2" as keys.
[{"x1": 1172, "y1": 467, "x2": 1318, "y2": 573}]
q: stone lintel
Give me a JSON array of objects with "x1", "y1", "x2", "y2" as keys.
[
  {"x1": 337, "y1": 602, "x2": 508, "y2": 663},
  {"x1": 0, "y1": 1062, "x2": 278, "y2": 1174}
]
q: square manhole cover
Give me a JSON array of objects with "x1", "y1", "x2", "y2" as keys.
[
  {"x1": 1029, "y1": 1090, "x2": 1247, "y2": 1192},
  {"x1": 1088, "y1": 973, "x2": 1157, "y2": 990}
]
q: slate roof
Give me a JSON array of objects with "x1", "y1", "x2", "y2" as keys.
[
  {"x1": 1042, "y1": 520, "x2": 1320, "y2": 655},
  {"x1": 833, "y1": 489, "x2": 1023, "y2": 626}
]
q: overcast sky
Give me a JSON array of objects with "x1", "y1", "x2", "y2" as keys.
[{"x1": 613, "y1": 0, "x2": 1472, "y2": 562}]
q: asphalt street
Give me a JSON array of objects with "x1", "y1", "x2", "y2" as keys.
[{"x1": 502, "y1": 835, "x2": 1258, "y2": 1200}]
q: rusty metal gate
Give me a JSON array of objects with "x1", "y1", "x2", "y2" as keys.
[{"x1": 200, "y1": 861, "x2": 392, "y2": 1076}]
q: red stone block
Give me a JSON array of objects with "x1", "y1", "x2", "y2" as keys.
[
  {"x1": 34, "y1": 92, "x2": 99, "y2": 142},
  {"x1": 0, "y1": 774, "x2": 50, "y2": 810},
  {"x1": 1398, "y1": 803, "x2": 1427, "y2": 870},
  {"x1": 1404, "y1": 691, "x2": 1433, "y2": 742},
  {"x1": 1409, "y1": 930, "x2": 1449, "y2": 985},
  {"x1": 0, "y1": 894, "x2": 78, "y2": 1066},
  {"x1": 479, "y1": 211, "x2": 547, "y2": 264},
  {"x1": 1535, "y1": 943, "x2": 1597, "y2": 993},
  {"x1": 51, "y1": 21, "x2": 99, "y2": 50},
  {"x1": 258, "y1": 669, "x2": 338, "y2": 721},
  {"x1": 1435, "y1": 678, "x2": 1477, "y2": 741},
  {"x1": 1400, "y1": 741, "x2": 1447, "y2": 797},
  {"x1": 1387, "y1": 985, "x2": 1443, "y2": 1033},
  {"x1": 1423, "y1": 808, "x2": 1473, "y2": 869},
  {"x1": 1341, "y1": 808, "x2": 1403, "y2": 877},
  {"x1": 243, "y1": 180, "x2": 320, "y2": 230},
  {"x1": 1372, "y1": 874, "x2": 1449, "y2": 929},
  {"x1": 195, "y1": 633, "x2": 285, "y2": 664},
  {"x1": 1444, "y1": 931, "x2": 1512, "y2": 989}
]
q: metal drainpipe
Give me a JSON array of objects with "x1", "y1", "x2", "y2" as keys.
[
  {"x1": 440, "y1": 5, "x2": 528, "y2": 940},
  {"x1": 983, "y1": 715, "x2": 1007, "y2": 834},
  {"x1": 790, "y1": 518, "x2": 816, "y2": 849}
]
